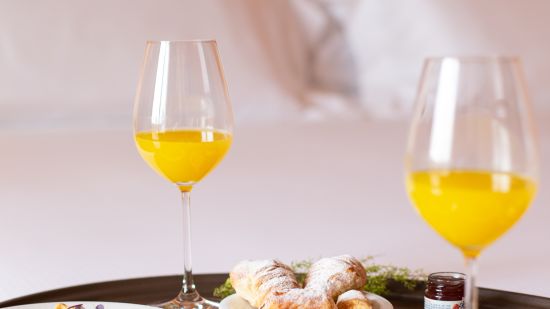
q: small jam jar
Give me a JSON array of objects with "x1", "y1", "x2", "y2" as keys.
[{"x1": 424, "y1": 272, "x2": 465, "y2": 309}]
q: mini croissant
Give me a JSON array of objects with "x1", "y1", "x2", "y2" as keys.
[
  {"x1": 230, "y1": 255, "x2": 368, "y2": 309},
  {"x1": 337, "y1": 290, "x2": 373, "y2": 309},
  {"x1": 230, "y1": 259, "x2": 300, "y2": 308}
]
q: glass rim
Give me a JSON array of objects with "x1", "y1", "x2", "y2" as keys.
[
  {"x1": 145, "y1": 39, "x2": 217, "y2": 44},
  {"x1": 425, "y1": 55, "x2": 521, "y2": 63}
]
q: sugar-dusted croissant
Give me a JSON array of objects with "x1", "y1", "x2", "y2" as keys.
[
  {"x1": 230, "y1": 259, "x2": 300, "y2": 308},
  {"x1": 261, "y1": 288, "x2": 335, "y2": 309},
  {"x1": 336, "y1": 290, "x2": 373, "y2": 309},
  {"x1": 230, "y1": 255, "x2": 367, "y2": 309},
  {"x1": 305, "y1": 255, "x2": 367, "y2": 299}
]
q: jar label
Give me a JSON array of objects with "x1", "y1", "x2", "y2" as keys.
[{"x1": 424, "y1": 297, "x2": 464, "y2": 309}]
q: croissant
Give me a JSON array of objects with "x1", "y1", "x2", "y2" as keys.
[
  {"x1": 336, "y1": 290, "x2": 373, "y2": 309},
  {"x1": 230, "y1": 259, "x2": 300, "y2": 308},
  {"x1": 305, "y1": 255, "x2": 367, "y2": 299},
  {"x1": 230, "y1": 255, "x2": 367, "y2": 309},
  {"x1": 261, "y1": 288, "x2": 335, "y2": 309}
]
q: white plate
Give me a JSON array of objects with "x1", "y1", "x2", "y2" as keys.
[
  {"x1": 2, "y1": 302, "x2": 158, "y2": 309},
  {"x1": 220, "y1": 292, "x2": 393, "y2": 309}
]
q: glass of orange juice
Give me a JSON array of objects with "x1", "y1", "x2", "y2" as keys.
[
  {"x1": 405, "y1": 57, "x2": 538, "y2": 309},
  {"x1": 133, "y1": 40, "x2": 233, "y2": 308}
]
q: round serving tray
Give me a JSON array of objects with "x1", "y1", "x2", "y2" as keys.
[{"x1": 1, "y1": 275, "x2": 549, "y2": 309}]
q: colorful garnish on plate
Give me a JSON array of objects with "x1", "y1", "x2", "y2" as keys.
[{"x1": 54, "y1": 304, "x2": 104, "y2": 309}]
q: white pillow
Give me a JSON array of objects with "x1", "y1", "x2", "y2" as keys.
[{"x1": 347, "y1": 0, "x2": 550, "y2": 118}]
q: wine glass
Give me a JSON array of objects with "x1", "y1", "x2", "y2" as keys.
[
  {"x1": 133, "y1": 40, "x2": 233, "y2": 309},
  {"x1": 405, "y1": 56, "x2": 538, "y2": 309}
]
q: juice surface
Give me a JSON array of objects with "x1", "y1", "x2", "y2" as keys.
[
  {"x1": 406, "y1": 170, "x2": 536, "y2": 257},
  {"x1": 135, "y1": 129, "x2": 232, "y2": 191}
]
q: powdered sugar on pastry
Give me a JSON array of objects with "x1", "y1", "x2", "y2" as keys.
[
  {"x1": 261, "y1": 288, "x2": 336, "y2": 309},
  {"x1": 230, "y1": 260, "x2": 299, "y2": 307},
  {"x1": 305, "y1": 255, "x2": 367, "y2": 298},
  {"x1": 230, "y1": 255, "x2": 367, "y2": 309}
]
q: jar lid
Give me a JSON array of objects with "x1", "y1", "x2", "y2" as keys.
[{"x1": 428, "y1": 272, "x2": 465, "y2": 285}]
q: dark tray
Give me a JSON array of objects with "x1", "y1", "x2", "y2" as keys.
[{"x1": 1, "y1": 274, "x2": 549, "y2": 308}]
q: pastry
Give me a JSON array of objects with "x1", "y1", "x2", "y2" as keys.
[
  {"x1": 336, "y1": 290, "x2": 373, "y2": 309},
  {"x1": 305, "y1": 255, "x2": 367, "y2": 299},
  {"x1": 230, "y1": 259, "x2": 300, "y2": 308},
  {"x1": 261, "y1": 288, "x2": 335, "y2": 309},
  {"x1": 230, "y1": 255, "x2": 367, "y2": 309}
]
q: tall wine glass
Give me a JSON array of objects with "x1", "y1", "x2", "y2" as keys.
[
  {"x1": 133, "y1": 40, "x2": 233, "y2": 309},
  {"x1": 405, "y1": 57, "x2": 538, "y2": 309}
]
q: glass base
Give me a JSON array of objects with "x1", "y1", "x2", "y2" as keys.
[{"x1": 157, "y1": 290, "x2": 219, "y2": 309}]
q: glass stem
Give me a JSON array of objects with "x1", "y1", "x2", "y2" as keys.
[
  {"x1": 180, "y1": 190, "x2": 198, "y2": 297},
  {"x1": 464, "y1": 256, "x2": 479, "y2": 309}
]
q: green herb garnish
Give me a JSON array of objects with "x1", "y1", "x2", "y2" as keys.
[
  {"x1": 213, "y1": 257, "x2": 426, "y2": 299},
  {"x1": 361, "y1": 257, "x2": 426, "y2": 295},
  {"x1": 290, "y1": 259, "x2": 314, "y2": 285},
  {"x1": 213, "y1": 278, "x2": 235, "y2": 299}
]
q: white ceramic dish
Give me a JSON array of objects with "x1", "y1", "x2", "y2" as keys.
[
  {"x1": 2, "y1": 302, "x2": 158, "y2": 309},
  {"x1": 220, "y1": 292, "x2": 393, "y2": 309}
]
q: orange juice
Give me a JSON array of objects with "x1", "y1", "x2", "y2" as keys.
[
  {"x1": 406, "y1": 170, "x2": 536, "y2": 257},
  {"x1": 135, "y1": 129, "x2": 231, "y2": 191}
]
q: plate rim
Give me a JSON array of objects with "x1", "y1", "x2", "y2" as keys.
[
  {"x1": 1, "y1": 301, "x2": 158, "y2": 309},
  {"x1": 220, "y1": 292, "x2": 394, "y2": 309}
]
